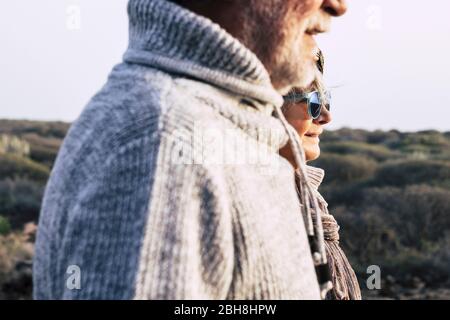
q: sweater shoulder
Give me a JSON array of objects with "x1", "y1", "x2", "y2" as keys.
[
  {"x1": 53, "y1": 62, "x2": 245, "y2": 189},
  {"x1": 69, "y1": 63, "x2": 170, "y2": 150},
  {"x1": 66, "y1": 64, "x2": 237, "y2": 155},
  {"x1": 157, "y1": 77, "x2": 243, "y2": 141}
]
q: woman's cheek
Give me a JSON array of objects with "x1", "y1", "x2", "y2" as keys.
[{"x1": 294, "y1": 119, "x2": 313, "y2": 138}]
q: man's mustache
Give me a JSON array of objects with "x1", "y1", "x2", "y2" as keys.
[{"x1": 305, "y1": 13, "x2": 332, "y2": 35}]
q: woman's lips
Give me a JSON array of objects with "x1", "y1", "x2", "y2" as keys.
[
  {"x1": 305, "y1": 133, "x2": 320, "y2": 138},
  {"x1": 305, "y1": 133, "x2": 321, "y2": 141}
]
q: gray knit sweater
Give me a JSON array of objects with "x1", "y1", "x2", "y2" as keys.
[{"x1": 33, "y1": 0, "x2": 320, "y2": 300}]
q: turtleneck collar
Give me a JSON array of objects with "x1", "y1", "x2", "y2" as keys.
[
  {"x1": 304, "y1": 165, "x2": 325, "y2": 191},
  {"x1": 124, "y1": 0, "x2": 284, "y2": 109}
]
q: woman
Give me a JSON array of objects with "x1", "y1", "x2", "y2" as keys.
[{"x1": 278, "y1": 58, "x2": 362, "y2": 300}]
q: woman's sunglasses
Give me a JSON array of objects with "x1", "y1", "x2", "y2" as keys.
[{"x1": 282, "y1": 90, "x2": 331, "y2": 119}]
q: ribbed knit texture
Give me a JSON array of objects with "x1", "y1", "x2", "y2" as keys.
[
  {"x1": 303, "y1": 166, "x2": 362, "y2": 300},
  {"x1": 33, "y1": 0, "x2": 320, "y2": 300}
]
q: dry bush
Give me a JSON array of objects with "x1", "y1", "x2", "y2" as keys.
[
  {"x1": 321, "y1": 140, "x2": 400, "y2": 162},
  {"x1": 373, "y1": 160, "x2": 450, "y2": 189},
  {"x1": 0, "y1": 119, "x2": 69, "y2": 139},
  {"x1": 0, "y1": 179, "x2": 45, "y2": 229},
  {"x1": 0, "y1": 135, "x2": 30, "y2": 157},
  {"x1": 0, "y1": 225, "x2": 35, "y2": 300},
  {"x1": 332, "y1": 185, "x2": 450, "y2": 290},
  {"x1": 312, "y1": 153, "x2": 378, "y2": 184},
  {"x1": 0, "y1": 154, "x2": 49, "y2": 183}
]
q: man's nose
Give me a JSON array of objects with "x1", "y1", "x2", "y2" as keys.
[
  {"x1": 314, "y1": 105, "x2": 332, "y2": 125},
  {"x1": 322, "y1": 0, "x2": 347, "y2": 17}
]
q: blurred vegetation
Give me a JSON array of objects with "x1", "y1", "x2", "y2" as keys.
[
  {"x1": 0, "y1": 120, "x2": 63, "y2": 232},
  {"x1": 0, "y1": 120, "x2": 449, "y2": 299},
  {"x1": 0, "y1": 216, "x2": 11, "y2": 236},
  {"x1": 312, "y1": 128, "x2": 450, "y2": 299},
  {"x1": 0, "y1": 120, "x2": 65, "y2": 299}
]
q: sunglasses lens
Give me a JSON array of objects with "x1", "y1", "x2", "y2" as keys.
[
  {"x1": 309, "y1": 92, "x2": 322, "y2": 119},
  {"x1": 309, "y1": 103, "x2": 322, "y2": 119}
]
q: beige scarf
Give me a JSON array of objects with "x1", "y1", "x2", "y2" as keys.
[
  {"x1": 299, "y1": 166, "x2": 362, "y2": 300},
  {"x1": 272, "y1": 104, "x2": 360, "y2": 299}
]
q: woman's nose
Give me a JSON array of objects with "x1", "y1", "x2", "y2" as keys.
[
  {"x1": 314, "y1": 105, "x2": 332, "y2": 125},
  {"x1": 322, "y1": 0, "x2": 347, "y2": 17}
]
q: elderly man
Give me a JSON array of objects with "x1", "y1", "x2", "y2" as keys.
[{"x1": 34, "y1": 0, "x2": 346, "y2": 299}]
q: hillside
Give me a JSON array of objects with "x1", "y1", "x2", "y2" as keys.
[
  {"x1": 0, "y1": 119, "x2": 449, "y2": 299},
  {"x1": 312, "y1": 129, "x2": 450, "y2": 299}
]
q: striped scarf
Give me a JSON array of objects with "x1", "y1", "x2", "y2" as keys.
[{"x1": 297, "y1": 166, "x2": 362, "y2": 300}]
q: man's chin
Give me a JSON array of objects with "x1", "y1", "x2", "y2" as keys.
[
  {"x1": 296, "y1": 65, "x2": 318, "y2": 90},
  {"x1": 276, "y1": 67, "x2": 317, "y2": 95},
  {"x1": 276, "y1": 79, "x2": 314, "y2": 96},
  {"x1": 271, "y1": 47, "x2": 318, "y2": 94}
]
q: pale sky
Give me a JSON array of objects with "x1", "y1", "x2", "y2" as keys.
[{"x1": 1, "y1": 0, "x2": 449, "y2": 131}]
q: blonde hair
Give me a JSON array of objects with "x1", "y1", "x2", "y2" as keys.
[
  {"x1": 314, "y1": 72, "x2": 330, "y2": 106},
  {"x1": 282, "y1": 70, "x2": 329, "y2": 113}
]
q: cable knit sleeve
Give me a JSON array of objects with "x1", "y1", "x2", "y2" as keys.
[{"x1": 133, "y1": 132, "x2": 235, "y2": 300}]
